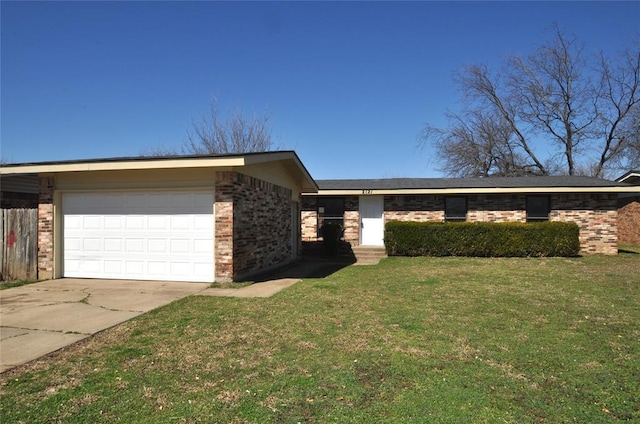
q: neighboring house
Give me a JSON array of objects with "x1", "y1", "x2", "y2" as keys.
[
  {"x1": 302, "y1": 176, "x2": 640, "y2": 255},
  {"x1": 0, "y1": 174, "x2": 40, "y2": 208},
  {"x1": 0, "y1": 151, "x2": 317, "y2": 283},
  {"x1": 616, "y1": 170, "x2": 640, "y2": 245}
]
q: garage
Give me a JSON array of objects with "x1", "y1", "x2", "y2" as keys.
[{"x1": 62, "y1": 191, "x2": 214, "y2": 282}]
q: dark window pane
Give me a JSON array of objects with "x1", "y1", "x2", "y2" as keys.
[
  {"x1": 526, "y1": 196, "x2": 550, "y2": 221},
  {"x1": 445, "y1": 197, "x2": 467, "y2": 222},
  {"x1": 318, "y1": 197, "x2": 345, "y2": 236}
]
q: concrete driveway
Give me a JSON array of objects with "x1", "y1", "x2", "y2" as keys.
[{"x1": 0, "y1": 278, "x2": 210, "y2": 373}]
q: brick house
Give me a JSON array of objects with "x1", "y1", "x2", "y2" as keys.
[
  {"x1": 616, "y1": 170, "x2": 640, "y2": 245},
  {"x1": 0, "y1": 152, "x2": 317, "y2": 282},
  {"x1": 302, "y1": 176, "x2": 640, "y2": 255},
  {"x1": 3, "y1": 153, "x2": 639, "y2": 284}
]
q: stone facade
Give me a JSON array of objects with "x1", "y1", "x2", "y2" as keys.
[
  {"x1": 301, "y1": 192, "x2": 619, "y2": 255},
  {"x1": 215, "y1": 172, "x2": 294, "y2": 282},
  {"x1": 37, "y1": 177, "x2": 55, "y2": 280},
  {"x1": 618, "y1": 198, "x2": 640, "y2": 245}
]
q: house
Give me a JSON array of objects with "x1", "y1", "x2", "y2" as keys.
[
  {"x1": 0, "y1": 174, "x2": 40, "y2": 208},
  {"x1": 3, "y1": 152, "x2": 639, "y2": 284},
  {"x1": 301, "y1": 176, "x2": 640, "y2": 255},
  {"x1": 0, "y1": 151, "x2": 317, "y2": 283},
  {"x1": 616, "y1": 170, "x2": 640, "y2": 245}
]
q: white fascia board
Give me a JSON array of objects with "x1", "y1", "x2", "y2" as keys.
[
  {"x1": 305, "y1": 186, "x2": 640, "y2": 196},
  {"x1": 0, "y1": 157, "x2": 246, "y2": 175},
  {"x1": 244, "y1": 151, "x2": 318, "y2": 193}
]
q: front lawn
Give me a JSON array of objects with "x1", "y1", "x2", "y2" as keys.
[{"x1": 1, "y1": 255, "x2": 639, "y2": 423}]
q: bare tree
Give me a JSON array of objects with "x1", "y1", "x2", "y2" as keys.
[
  {"x1": 421, "y1": 25, "x2": 640, "y2": 177},
  {"x1": 142, "y1": 99, "x2": 277, "y2": 156}
]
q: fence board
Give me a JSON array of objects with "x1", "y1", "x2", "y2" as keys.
[{"x1": 1, "y1": 208, "x2": 38, "y2": 281}]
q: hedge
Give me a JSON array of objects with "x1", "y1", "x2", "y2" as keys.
[{"x1": 384, "y1": 221, "x2": 580, "y2": 257}]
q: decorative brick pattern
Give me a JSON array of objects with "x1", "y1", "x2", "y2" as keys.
[
  {"x1": 215, "y1": 172, "x2": 293, "y2": 282},
  {"x1": 37, "y1": 177, "x2": 54, "y2": 279},
  {"x1": 618, "y1": 199, "x2": 640, "y2": 245}
]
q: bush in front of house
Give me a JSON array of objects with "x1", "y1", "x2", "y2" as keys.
[
  {"x1": 384, "y1": 221, "x2": 580, "y2": 257},
  {"x1": 320, "y1": 222, "x2": 344, "y2": 256}
]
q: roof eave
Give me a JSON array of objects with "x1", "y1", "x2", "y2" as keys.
[{"x1": 305, "y1": 186, "x2": 640, "y2": 196}]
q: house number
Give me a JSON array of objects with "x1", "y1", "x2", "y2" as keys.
[{"x1": 362, "y1": 189, "x2": 372, "y2": 194}]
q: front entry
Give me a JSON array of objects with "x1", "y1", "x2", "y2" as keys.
[{"x1": 360, "y1": 195, "x2": 384, "y2": 246}]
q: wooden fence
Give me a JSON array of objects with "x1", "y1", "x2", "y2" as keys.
[{"x1": 0, "y1": 208, "x2": 38, "y2": 281}]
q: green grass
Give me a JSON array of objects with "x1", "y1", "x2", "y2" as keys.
[
  {"x1": 0, "y1": 279, "x2": 39, "y2": 290},
  {"x1": 1, "y1": 254, "x2": 639, "y2": 423}
]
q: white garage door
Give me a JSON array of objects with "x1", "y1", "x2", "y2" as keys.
[{"x1": 63, "y1": 191, "x2": 214, "y2": 282}]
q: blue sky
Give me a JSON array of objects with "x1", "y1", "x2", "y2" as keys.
[{"x1": 1, "y1": 1, "x2": 638, "y2": 179}]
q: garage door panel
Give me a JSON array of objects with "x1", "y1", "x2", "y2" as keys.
[{"x1": 63, "y1": 191, "x2": 214, "y2": 282}]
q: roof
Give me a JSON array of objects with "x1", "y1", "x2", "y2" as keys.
[
  {"x1": 0, "y1": 150, "x2": 318, "y2": 193},
  {"x1": 616, "y1": 170, "x2": 640, "y2": 185},
  {"x1": 310, "y1": 176, "x2": 639, "y2": 195}
]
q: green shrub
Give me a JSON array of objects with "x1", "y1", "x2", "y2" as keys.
[{"x1": 384, "y1": 221, "x2": 580, "y2": 257}]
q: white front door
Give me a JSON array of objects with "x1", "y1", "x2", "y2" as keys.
[{"x1": 360, "y1": 195, "x2": 384, "y2": 246}]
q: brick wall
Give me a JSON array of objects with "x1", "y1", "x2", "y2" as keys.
[
  {"x1": 385, "y1": 195, "x2": 445, "y2": 222},
  {"x1": 37, "y1": 177, "x2": 55, "y2": 279},
  {"x1": 467, "y1": 195, "x2": 527, "y2": 222},
  {"x1": 618, "y1": 198, "x2": 640, "y2": 245},
  {"x1": 303, "y1": 193, "x2": 619, "y2": 255},
  {"x1": 301, "y1": 196, "x2": 360, "y2": 244},
  {"x1": 301, "y1": 196, "x2": 317, "y2": 241},
  {"x1": 215, "y1": 172, "x2": 293, "y2": 282},
  {"x1": 552, "y1": 193, "x2": 618, "y2": 255},
  {"x1": 343, "y1": 196, "x2": 359, "y2": 245}
]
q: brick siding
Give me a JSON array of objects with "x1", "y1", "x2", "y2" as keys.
[
  {"x1": 215, "y1": 172, "x2": 294, "y2": 282},
  {"x1": 551, "y1": 193, "x2": 618, "y2": 255},
  {"x1": 301, "y1": 196, "x2": 359, "y2": 244},
  {"x1": 37, "y1": 177, "x2": 55, "y2": 279},
  {"x1": 343, "y1": 197, "x2": 359, "y2": 245},
  {"x1": 302, "y1": 192, "x2": 619, "y2": 255},
  {"x1": 618, "y1": 198, "x2": 640, "y2": 245},
  {"x1": 385, "y1": 195, "x2": 445, "y2": 222},
  {"x1": 301, "y1": 196, "x2": 318, "y2": 241}
]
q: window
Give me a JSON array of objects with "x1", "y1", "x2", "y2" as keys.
[
  {"x1": 526, "y1": 196, "x2": 550, "y2": 222},
  {"x1": 318, "y1": 197, "x2": 344, "y2": 235},
  {"x1": 445, "y1": 196, "x2": 467, "y2": 222}
]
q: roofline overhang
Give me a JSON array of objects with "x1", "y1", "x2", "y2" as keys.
[
  {"x1": 305, "y1": 186, "x2": 640, "y2": 196},
  {"x1": 0, "y1": 151, "x2": 319, "y2": 193},
  {"x1": 616, "y1": 170, "x2": 640, "y2": 184}
]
